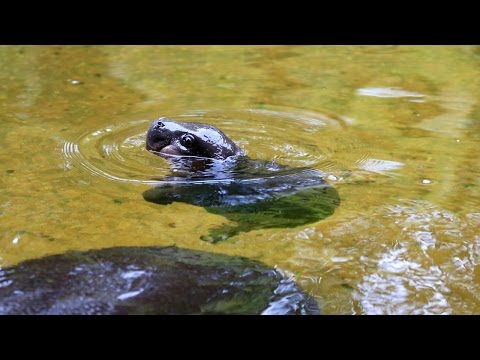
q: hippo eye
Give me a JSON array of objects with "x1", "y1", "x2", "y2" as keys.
[{"x1": 180, "y1": 134, "x2": 195, "y2": 148}]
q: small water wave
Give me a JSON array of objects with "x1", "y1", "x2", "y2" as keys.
[{"x1": 61, "y1": 107, "x2": 390, "y2": 186}]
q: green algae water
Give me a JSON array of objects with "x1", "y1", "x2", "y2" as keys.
[{"x1": 1, "y1": 45, "x2": 479, "y2": 314}]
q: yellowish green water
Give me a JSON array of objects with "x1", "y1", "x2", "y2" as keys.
[{"x1": 1, "y1": 45, "x2": 480, "y2": 314}]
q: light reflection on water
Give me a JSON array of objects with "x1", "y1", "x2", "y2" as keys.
[
  {"x1": 357, "y1": 87, "x2": 425, "y2": 99},
  {"x1": 348, "y1": 201, "x2": 478, "y2": 315}
]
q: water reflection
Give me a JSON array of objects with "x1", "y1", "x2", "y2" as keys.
[
  {"x1": 349, "y1": 200, "x2": 477, "y2": 315},
  {"x1": 357, "y1": 87, "x2": 425, "y2": 99}
]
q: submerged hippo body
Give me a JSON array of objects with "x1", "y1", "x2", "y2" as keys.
[
  {"x1": 0, "y1": 246, "x2": 319, "y2": 315},
  {"x1": 144, "y1": 118, "x2": 340, "y2": 243}
]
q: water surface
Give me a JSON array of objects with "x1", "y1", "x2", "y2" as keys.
[{"x1": 1, "y1": 45, "x2": 479, "y2": 314}]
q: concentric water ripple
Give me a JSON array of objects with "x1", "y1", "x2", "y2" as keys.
[{"x1": 61, "y1": 108, "x2": 379, "y2": 185}]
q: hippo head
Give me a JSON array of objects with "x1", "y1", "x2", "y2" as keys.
[{"x1": 146, "y1": 117, "x2": 244, "y2": 160}]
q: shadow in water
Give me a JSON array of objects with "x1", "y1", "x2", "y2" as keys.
[
  {"x1": 143, "y1": 161, "x2": 340, "y2": 243},
  {"x1": 0, "y1": 246, "x2": 319, "y2": 315}
]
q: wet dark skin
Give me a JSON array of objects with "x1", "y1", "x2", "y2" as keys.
[
  {"x1": 146, "y1": 117, "x2": 244, "y2": 159},
  {"x1": 144, "y1": 117, "x2": 340, "y2": 243}
]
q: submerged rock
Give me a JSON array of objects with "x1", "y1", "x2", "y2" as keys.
[{"x1": 0, "y1": 246, "x2": 319, "y2": 315}]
